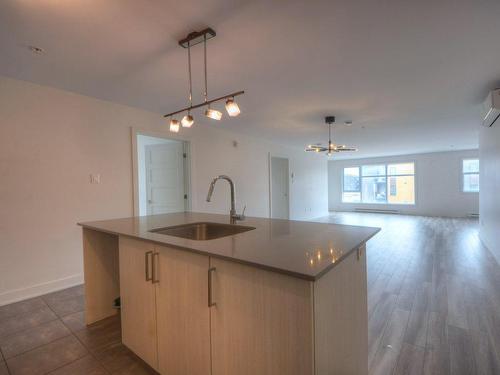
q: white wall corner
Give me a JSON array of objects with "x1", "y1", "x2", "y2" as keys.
[{"x1": 0, "y1": 274, "x2": 84, "y2": 307}]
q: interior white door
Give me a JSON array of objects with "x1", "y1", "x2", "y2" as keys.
[
  {"x1": 145, "y1": 143, "x2": 185, "y2": 215},
  {"x1": 270, "y1": 157, "x2": 290, "y2": 219}
]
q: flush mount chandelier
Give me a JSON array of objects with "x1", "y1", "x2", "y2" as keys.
[
  {"x1": 164, "y1": 28, "x2": 244, "y2": 133},
  {"x1": 305, "y1": 116, "x2": 357, "y2": 156}
]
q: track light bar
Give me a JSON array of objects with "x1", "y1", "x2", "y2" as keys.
[
  {"x1": 178, "y1": 28, "x2": 216, "y2": 48},
  {"x1": 163, "y1": 90, "x2": 244, "y2": 118}
]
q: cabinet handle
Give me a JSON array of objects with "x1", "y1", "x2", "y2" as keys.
[
  {"x1": 208, "y1": 267, "x2": 216, "y2": 307},
  {"x1": 145, "y1": 251, "x2": 153, "y2": 281},
  {"x1": 357, "y1": 247, "x2": 362, "y2": 261},
  {"x1": 152, "y1": 252, "x2": 160, "y2": 284}
]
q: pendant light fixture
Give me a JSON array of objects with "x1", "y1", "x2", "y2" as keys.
[
  {"x1": 225, "y1": 98, "x2": 241, "y2": 117},
  {"x1": 169, "y1": 118, "x2": 180, "y2": 133},
  {"x1": 164, "y1": 28, "x2": 244, "y2": 132},
  {"x1": 305, "y1": 116, "x2": 357, "y2": 157}
]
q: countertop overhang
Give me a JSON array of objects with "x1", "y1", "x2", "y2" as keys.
[{"x1": 78, "y1": 212, "x2": 380, "y2": 281}]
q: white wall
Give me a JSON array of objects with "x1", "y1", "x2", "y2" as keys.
[
  {"x1": 328, "y1": 150, "x2": 479, "y2": 217},
  {"x1": 0, "y1": 76, "x2": 328, "y2": 305},
  {"x1": 479, "y1": 123, "x2": 500, "y2": 264}
]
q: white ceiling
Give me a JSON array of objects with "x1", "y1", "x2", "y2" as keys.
[{"x1": 1, "y1": 0, "x2": 500, "y2": 158}]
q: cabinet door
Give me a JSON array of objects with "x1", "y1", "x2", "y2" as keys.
[
  {"x1": 119, "y1": 237, "x2": 158, "y2": 369},
  {"x1": 210, "y1": 258, "x2": 314, "y2": 375},
  {"x1": 155, "y1": 245, "x2": 211, "y2": 375},
  {"x1": 314, "y1": 245, "x2": 368, "y2": 375}
]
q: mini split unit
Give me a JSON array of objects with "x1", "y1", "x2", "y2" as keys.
[{"x1": 481, "y1": 89, "x2": 500, "y2": 127}]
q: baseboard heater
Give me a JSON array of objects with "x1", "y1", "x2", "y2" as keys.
[
  {"x1": 467, "y1": 213, "x2": 479, "y2": 218},
  {"x1": 354, "y1": 208, "x2": 400, "y2": 214}
]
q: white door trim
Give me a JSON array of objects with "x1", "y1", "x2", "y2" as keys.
[{"x1": 131, "y1": 127, "x2": 192, "y2": 216}]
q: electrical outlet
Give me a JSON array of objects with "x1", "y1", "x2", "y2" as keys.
[{"x1": 90, "y1": 174, "x2": 100, "y2": 184}]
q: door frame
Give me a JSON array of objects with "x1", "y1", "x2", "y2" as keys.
[
  {"x1": 131, "y1": 128, "x2": 192, "y2": 216},
  {"x1": 268, "y1": 153, "x2": 290, "y2": 219}
]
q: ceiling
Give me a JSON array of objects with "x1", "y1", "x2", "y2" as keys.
[{"x1": 1, "y1": 0, "x2": 500, "y2": 159}]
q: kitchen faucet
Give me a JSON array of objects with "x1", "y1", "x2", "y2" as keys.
[{"x1": 206, "y1": 175, "x2": 246, "y2": 224}]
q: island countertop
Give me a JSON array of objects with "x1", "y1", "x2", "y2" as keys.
[{"x1": 78, "y1": 212, "x2": 380, "y2": 281}]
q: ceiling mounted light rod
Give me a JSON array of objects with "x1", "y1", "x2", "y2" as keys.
[
  {"x1": 163, "y1": 90, "x2": 244, "y2": 118},
  {"x1": 178, "y1": 28, "x2": 216, "y2": 48},
  {"x1": 181, "y1": 41, "x2": 194, "y2": 127},
  {"x1": 187, "y1": 41, "x2": 193, "y2": 107},
  {"x1": 164, "y1": 27, "x2": 244, "y2": 129}
]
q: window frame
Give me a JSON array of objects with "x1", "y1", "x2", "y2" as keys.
[
  {"x1": 461, "y1": 158, "x2": 479, "y2": 193},
  {"x1": 341, "y1": 161, "x2": 416, "y2": 205}
]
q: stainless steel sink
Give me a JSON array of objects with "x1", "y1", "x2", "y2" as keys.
[{"x1": 150, "y1": 222, "x2": 256, "y2": 241}]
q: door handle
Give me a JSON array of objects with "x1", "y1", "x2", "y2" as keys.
[
  {"x1": 208, "y1": 267, "x2": 216, "y2": 307},
  {"x1": 145, "y1": 251, "x2": 153, "y2": 281},
  {"x1": 152, "y1": 253, "x2": 160, "y2": 284}
]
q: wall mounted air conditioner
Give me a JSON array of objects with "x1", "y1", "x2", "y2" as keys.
[{"x1": 481, "y1": 89, "x2": 500, "y2": 127}]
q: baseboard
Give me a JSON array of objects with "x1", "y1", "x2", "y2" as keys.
[{"x1": 0, "y1": 274, "x2": 84, "y2": 307}]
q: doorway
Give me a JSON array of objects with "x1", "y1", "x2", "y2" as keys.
[
  {"x1": 134, "y1": 132, "x2": 190, "y2": 216},
  {"x1": 270, "y1": 156, "x2": 290, "y2": 219}
]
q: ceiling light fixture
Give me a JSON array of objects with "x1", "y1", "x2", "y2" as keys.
[
  {"x1": 164, "y1": 28, "x2": 244, "y2": 131},
  {"x1": 205, "y1": 107, "x2": 222, "y2": 121},
  {"x1": 169, "y1": 118, "x2": 180, "y2": 133},
  {"x1": 181, "y1": 113, "x2": 194, "y2": 127},
  {"x1": 305, "y1": 116, "x2": 357, "y2": 157},
  {"x1": 225, "y1": 98, "x2": 241, "y2": 117}
]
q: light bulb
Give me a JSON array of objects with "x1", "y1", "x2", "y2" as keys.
[
  {"x1": 225, "y1": 98, "x2": 240, "y2": 117},
  {"x1": 169, "y1": 119, "x2": 180, "y2": 133},
  {"x1": 205, "y1": 108, "x2": 222, "y2": 121},
  {"x1": 181, "y1": 114, "x2": 194, "y2": 128}
]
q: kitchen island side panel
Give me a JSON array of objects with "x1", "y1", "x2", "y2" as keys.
[
  {"x1": 314, "y1": 245, "x2": 368, "y2": 375},
  {"x1": 83, "y1": 228, "x2": 120, "y2": 324}
]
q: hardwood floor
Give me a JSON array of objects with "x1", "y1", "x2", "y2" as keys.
[
  {"x1": 0, "y1": 213, "x2": 498, "y2": 374},
  {"x1": 318, "y1": 212, "x2": 500, "y2": 375}
]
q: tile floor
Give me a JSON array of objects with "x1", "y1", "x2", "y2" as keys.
[{"x1": 0, "y1": 286, "x2": 156, "y2": 375}]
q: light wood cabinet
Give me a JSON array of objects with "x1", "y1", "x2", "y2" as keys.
[
  {"x1": 119, "y1": 237, "x2": 158, "y2": 370},
  {"x1": 314, "y1": 245, "x2": 368, "y2": 375},
  {"x1": 115, "y1": 234, "x2": 368, "y2": 375},
  {"x1": 209, "y1": 258, "x2": 314, "y2": 375},
  {"x1": 155, "y1": 245, "x2": 211, "y2": 375}
]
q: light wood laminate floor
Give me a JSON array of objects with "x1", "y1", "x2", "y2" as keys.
[
  {"x1": 0, "y1": 213, "x2": 498, "y2": 374},
  {"x1": 319, "y1": 212, "x2": 500, "y2": 375}
]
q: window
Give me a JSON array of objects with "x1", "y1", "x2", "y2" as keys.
[
  {"x1": 342, "y1": 167, "x2": 361, "y2": 202},
  {"x1": 342, "y1": 162, "x2": 415, "y2": 204},
  {"x1": 462, "y1": 159, "x2": 479, "y2": 192}
]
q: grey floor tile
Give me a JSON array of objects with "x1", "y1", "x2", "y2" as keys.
[
  {"x1": 0, "y1": 361, "x2": 8, "y2": 375},
  {"x1": 48, "y1": 355, "x2": 108, "y2": 375},
  {"x1": 42, "y1": 285, "x2": 85, "y2": 306},
  {"x1": 0, "y1": 298, "x2": 47, "y2": 321},
  {"x1": 0, "y1": 306, "x2": 57, "y2": 339},
  {"x1": 46, "y1": 295, "x2": 85, "y2": 317},
  {"x1": 96, "y1": 343, "x2": 143, "y2": 373},
  {"x1": 109, "y1": 361, "x2": 157, "y2": 375},
  {"x1": 6, "y1": 335, "x2": 88, "y2": 375},
  {"x1": 0, "y1": 319, "x2": 71, "y2": 359},
  {"x1": 61, "y1": 311, "x2": 86, "y2": 332},
  {"x1": 75, "y1": 315, "x2": 121, "y2": 355}
]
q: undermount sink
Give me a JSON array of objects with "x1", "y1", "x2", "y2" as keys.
[{"x1": 150, "y1": 222, "x2": 256, "y2": 241}]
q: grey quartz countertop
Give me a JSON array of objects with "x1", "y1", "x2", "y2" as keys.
[{"x1": 78, "y1": 212, "x2": 380, "y2": 281}]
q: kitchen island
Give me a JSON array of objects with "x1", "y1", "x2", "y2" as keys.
[{"x1": 79, "y1": 212, "x2": 380, "y2": 375}]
